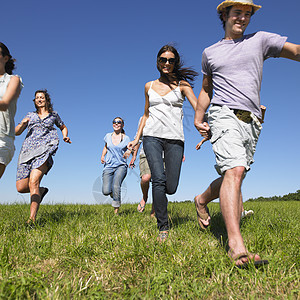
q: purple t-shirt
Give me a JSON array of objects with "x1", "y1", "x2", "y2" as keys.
[{"x1": 202, "y1": 31, "x2": 287, "y2": 118}]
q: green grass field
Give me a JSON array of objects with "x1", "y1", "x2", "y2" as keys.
[{"x1": 0, "y1": 201, "x2": 299, "y2": 299}]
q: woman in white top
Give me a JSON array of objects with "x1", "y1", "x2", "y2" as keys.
[
  {"x1": 128, "y1": 45, "x2": 198, "y2": 241},
  {"x1": 0, "y1": 42, "x2": 23, "y2": 179}
]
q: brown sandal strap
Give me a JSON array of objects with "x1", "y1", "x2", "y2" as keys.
[{"x1": 194, "y1": 198, "x2": 209, "y2": 220}]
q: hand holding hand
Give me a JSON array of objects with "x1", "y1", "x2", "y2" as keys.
[
  {"x1": 196, "y1": 137, "x2": 208, "y2": 150},
  {"x1": 198, "y1": 122, "x2": 211, "y2": 139},
  {"x1": 127, "y1": 140, "x2": 138, "y2": 152}
]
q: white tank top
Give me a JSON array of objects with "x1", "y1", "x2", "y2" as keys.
[
  {"x1": 0, "y1": 73, "x2": 23, "y2": 138},
  {"x1": 143, "y1": 81, "x2": 185, "y2": 142}
]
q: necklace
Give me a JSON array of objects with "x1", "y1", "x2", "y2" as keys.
[{"x1": 112, "y1": 132, "x2": 123, "y2": 144}]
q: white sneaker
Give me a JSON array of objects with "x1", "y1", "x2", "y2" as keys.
[{"x1": 241, "y1": 210, "x2": 254, "y2": 219}]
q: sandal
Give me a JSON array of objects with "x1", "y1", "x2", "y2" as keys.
[
  {"x1": 157, "y1": 230, "x2": 168, "y2": 243},
  {"x1": 40, "y1": 187, "x2": 49, "y2": 202},
  {"x1": 26, "y1": 218, "x2": 36, "y2": 228},
  {"x1": 230, "y1": 252, "x2": 269, "y2": 269},
  {"x1": 194, "y1": 197, "x2": 211, "y2": 229},
  {"x1": 137, "y1": 201, "x2": 146, "y2": 213},
  {"x1": 241, "y1": 210, "x2": 254, "y2": 219}
]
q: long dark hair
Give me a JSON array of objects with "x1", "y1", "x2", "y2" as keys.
[
  {"x1": 0, "y1": 42, "x2": 16, "y2": 75},
  {"x1": 113, "y1": 117, "x2": 125, "y2": 134},
  {"x1": 33, "y1": 89, "x2": 53, "y2": 113},
  {"x1": 156, "y1": 44, "x2": 198, "y2": 87}
]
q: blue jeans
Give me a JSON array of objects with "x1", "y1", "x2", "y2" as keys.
[
  {"x1": 102, "y1": 165, "x2": 127, "y2": 208},
  {"x1": 143, "y1": 136, "x2": 184, "y2": 231}
]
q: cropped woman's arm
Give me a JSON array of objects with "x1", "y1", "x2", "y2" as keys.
[
  {"x1": 0, "y1": 76, "x2": 21, "y2": 111},
  {"x1": 60, "y1": 125, "x2": 72, "y2": 143},
  {"x1": 181, "y1": 80, "x2": 197, "y2": 111},
  {"x1": 128, "y1": 82, "x2": 150, "y2": 150},
  {"x1": 101, "y1": 143, "x2": 108, "y2": 164},
  {"x1": 15, "y1": 117, "x2": 29, "y2": 136}
]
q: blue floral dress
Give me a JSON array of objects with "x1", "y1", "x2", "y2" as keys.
[{"x1": 16, "y1": 111, "x2": 64, "y2": 180}]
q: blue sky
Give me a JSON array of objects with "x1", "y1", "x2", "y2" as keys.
[{"x1": 1, "y1": 0, "x2": 299, "y2": 205}]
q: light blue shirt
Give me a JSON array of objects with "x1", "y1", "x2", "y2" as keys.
[{"x1": 103, "y1": 132, "x2": 130, "y2": 169}]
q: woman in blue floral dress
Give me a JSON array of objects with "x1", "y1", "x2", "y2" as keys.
[{"x1": 15, "y1": 89, "x2": 71, "y2": 223}]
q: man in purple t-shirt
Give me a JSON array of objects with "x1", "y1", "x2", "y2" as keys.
[{"x1": 194, "y1": 0, "x2": 300, "y2": 268}]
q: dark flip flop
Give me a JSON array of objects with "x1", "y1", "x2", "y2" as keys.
[
  {"x1": 40, "y1": 187, "x2": 49, "y2": 202},
  {"x1": 231, "y1": 253, "x2": 269, "y2": 269},
  {"x1": 137, "y1": 202, "x2": 146, "y2": 213},
  {"x1": 157, "y1": 230, "x2": 168, "y2": 243},
  {"x1": 238, "y1": 258, "x2": 269, "y2": 269}
]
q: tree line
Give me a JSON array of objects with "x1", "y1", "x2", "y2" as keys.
[{"x1": 248, "y1": 190, "x2": 300, "y2": 202}]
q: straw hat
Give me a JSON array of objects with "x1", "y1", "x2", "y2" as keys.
[{"x1": 217, "y1": 0, "x2": 261, "y2": 13}]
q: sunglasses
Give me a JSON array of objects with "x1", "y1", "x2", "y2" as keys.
[
  {"x1": 113, "y1": 120, "x2": 123, "y2": 125},
  {"x1": 158, "y1": 57, "x2": 176, "y2": 65}
]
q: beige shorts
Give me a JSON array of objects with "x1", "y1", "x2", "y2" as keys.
[
  {"x1": 139, "y1": 153, "x2": 151, "y2": 178},
  {"x1": 208, "y1": 105, "x2": 262, "y2": 175},
  {"x1": 0, "y1": 135, "x2": 15, "y2": 166}
]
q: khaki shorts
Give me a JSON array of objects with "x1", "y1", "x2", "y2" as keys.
[
  {"x1": 208, "y1": 105, "x2": 262, "y2": 175},
  {"x1": 0, "y1": 135, "x2": 15, "y2": 166},
  {"x1": 139, "y1": 153, "x2": 151, "y2": 178}
]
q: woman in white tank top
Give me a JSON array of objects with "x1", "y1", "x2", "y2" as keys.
[
  {"x1": 128, "y1": 45, "x2": 198, "y2": 242},
  {"x1": 0, "y1": 42, "x2": 23, "y2": 179}
]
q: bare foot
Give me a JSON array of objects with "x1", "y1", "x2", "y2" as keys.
[
  {"x1": 114, "y1": 207, "x2": 119, "y2": 215},
  {"x1": 227, "y1": 236, "x2": 260, "y2": 267}
]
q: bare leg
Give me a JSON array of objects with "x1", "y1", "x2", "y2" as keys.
[
  {"x1": 194, "y1": 177, "x2": 222, "y2": 226},
  {"x1": 29, "y1": 163, "x2": 48, "y2": 222},
  {"x1": 195, "y1": 176, "x2": 244, "y2": 224},
  {"x1": 141, "y1": 173, "x2": 151, "y2": 203},
  {"x1": 137, "y1": 173, "x2": 151, "y2": 212},
  {"x1": 150, "y1": 203, "x2": 155, "y2": 217},
  {"x1": 141, "y1": 173, "x2": 156, "y2": 216},
  {"x1": 241, "y1": 199, "x2": 245, "y2": 213},
  {"x1": 220, "y1": 167, "x2": 244, "y2": 252},
  {"x1": 16, "y1": 177, "x2": 30, "y2": 193},
  {"x1": 141, "y1": 174, "x2": 156, "y2": 216},
  {"x1": 220, "y1": 167, "x2": 260, "y2": 265},
  {"x1": 17, "y1": 162, "x2": 48, "y2": 222}
]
